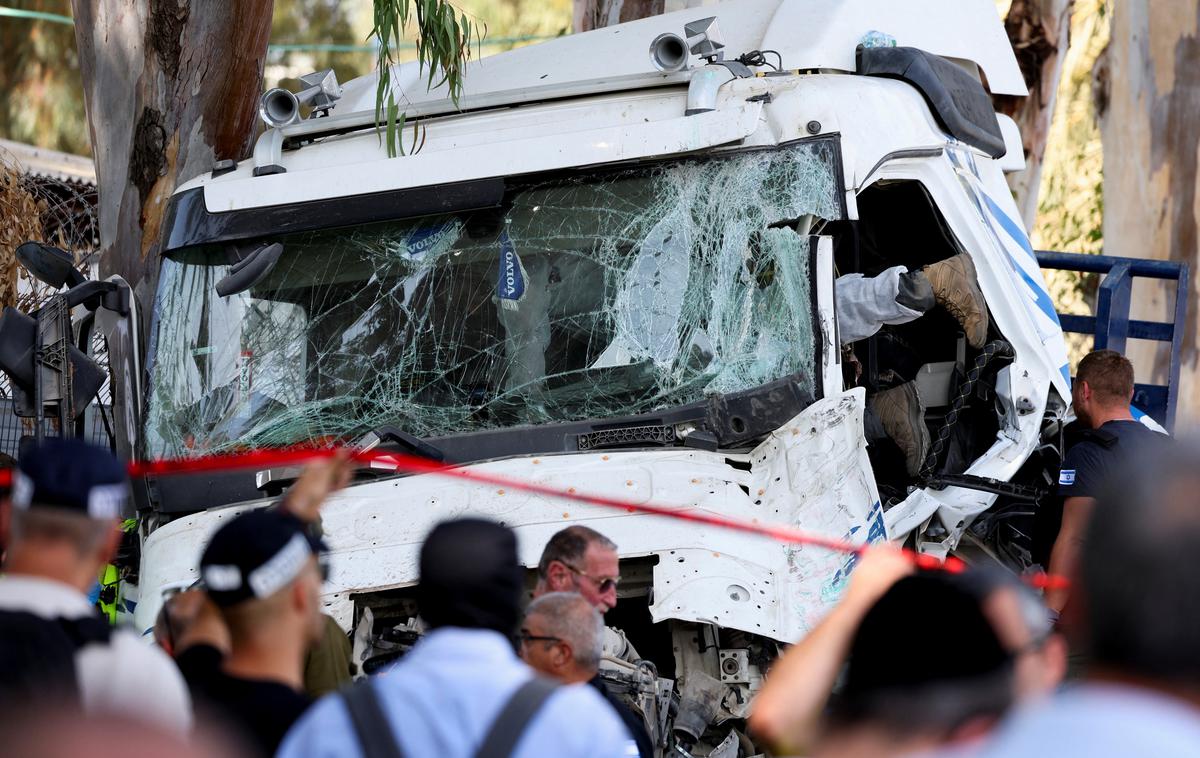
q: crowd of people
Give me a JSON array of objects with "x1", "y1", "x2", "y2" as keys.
[{"x1": 1, "y1": 349, "x2": 1198, "y2": 757}]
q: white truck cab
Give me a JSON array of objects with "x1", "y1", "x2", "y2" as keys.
[{"x1": 127, "y1": 1, "x2": 1073, "y2": 752}]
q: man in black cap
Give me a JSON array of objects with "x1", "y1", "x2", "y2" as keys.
[
  {"x1": 750, "y1": 547, "x2": 1017, "y2": 757},
  {"x1": 279, "y1": 517, "x2": 637, "y2": 758},
  {"x1": 169, "y1": 454, "x2": 350, "y2": 755},
  {"x1": 0, "y1": 438, "x2": 191, "y2": 733},
  {"x1": 174, "y1": 505, "x2": 329, "y2": 756}
]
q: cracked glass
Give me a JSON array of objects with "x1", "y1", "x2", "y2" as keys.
[{"x1": 145, "y1": 139, "x2": 843, "y2": 457}]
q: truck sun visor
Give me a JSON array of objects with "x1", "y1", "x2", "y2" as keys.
[
  {"x1": 855, "y1": 46, "x2": 1006, "y2": 159},
  {"x1": 161, "y1": 178, "x2": 506, "y2": 254}
]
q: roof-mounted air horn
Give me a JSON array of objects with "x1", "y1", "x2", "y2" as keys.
[{"x1": 259, "y1": 69, "x2": 343, "y2": 128}]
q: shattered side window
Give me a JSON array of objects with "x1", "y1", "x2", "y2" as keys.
[{"x1": 145, "y1": 139, "x2": 843, "y2": 457}]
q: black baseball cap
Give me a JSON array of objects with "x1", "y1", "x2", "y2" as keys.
[
  {"x1": 13, "y1": 437, "x2": 130, "y2": 519},
  {"x1": 199, "y1": 509, "x2": 327, "y2": 607},
  {"x1": 840, "y1": 572, "x2": 1012, "y2": 697}
]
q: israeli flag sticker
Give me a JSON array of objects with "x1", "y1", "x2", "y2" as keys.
[
  {"x1": 1059, "y1": 469, "x2": 1076, "y2": 486},
  {"x1": 496, "y1": 231, "x2": 527, "y2": 311}
]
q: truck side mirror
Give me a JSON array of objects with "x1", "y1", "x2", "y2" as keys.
[
  {"x1": 216, "y1": 242, "x2": 283, "y2": 297},
  {"x1": 15, "y1": 241, "x2": 86, "y2": 289},
  {"x1": 0, "y1": 307, "x2": 107, "y2": 419}
]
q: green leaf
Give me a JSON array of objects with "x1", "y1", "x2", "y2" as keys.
[
  {"x1": 396, "y1": 109, "x2": 408, "y2": 156},
  {"x1": 371, "y1": 0, "x2": 480, "y2": 146},
  {"x1": 386, "y1": 95, "x2": 400, "y2": 158}
]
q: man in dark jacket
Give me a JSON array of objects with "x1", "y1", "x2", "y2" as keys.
[{"x1": 174, "y1": 455, "x2": 352, "y2": 756}]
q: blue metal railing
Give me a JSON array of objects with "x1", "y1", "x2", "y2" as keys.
[{"x1": 1035, "y1": 250, "x2": 1189, "y2": 432}]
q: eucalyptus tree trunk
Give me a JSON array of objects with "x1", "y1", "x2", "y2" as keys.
[
  {"x1": 574, "y1": 0, "x2": 665, "y2": 33},
  {"x1": 995, "y1": 0, "x2": 1074, "y2": 229},
  {"x1": 71, "y1": 0, "x2": 273, "y2": 454},
  {"x1": 71, "y1": 0, "x2": 274, "y2": 308},
  {"x1": 1097, "y1": 0, "x2": 1200, "y2": 420}
]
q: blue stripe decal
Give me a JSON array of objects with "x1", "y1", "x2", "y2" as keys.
[
  {"x1": 974, "y1": 191, "x2": 1061, "y2": 326},
  {"x1": 1013, "y1": 264, "x2": 1062, "y2": 325},
  {"x1": 945, "y1": 154, "x2": 1070, "y2": 391},
  {"x1": 975, "y1": 205, "x2": 1061, "y2": 325},
  {"x1": 823, "y1": 501, "x2": 886, "y2": 602},
  {"x1": 966, "y1": 151, "x2": 982, "y2": 179},
  {"x1": 1131, "y1": 405, "x2": 1146, "y2": 420},
  {"x1": 981, "y1": 192, "x2": 1036, "y2": 261}
]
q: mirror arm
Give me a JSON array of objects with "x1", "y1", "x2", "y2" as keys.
[
  {"x1": 62, "y1": 280, "x2": 129, "y2": 315},
  {"x1": 65, "y1": 268, "x2": 87, "y2": 288}
]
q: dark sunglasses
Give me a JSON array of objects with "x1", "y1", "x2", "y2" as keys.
[
  {"x1": 518, "y1": 628, "x2": 562, "y2": 646},
  {"x1": 563, "y1": 563, "x2": 620, "y2": 594}
]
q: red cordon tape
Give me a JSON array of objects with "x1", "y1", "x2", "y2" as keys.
[{"x1": 1, "y1": 445, "x2": 1069, "y2": 591}]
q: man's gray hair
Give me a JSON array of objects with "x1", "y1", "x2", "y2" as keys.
[
  {"x1": 526, "y1": 591, "x2": 604, "y2": 670},
  {"x1": 537, "y1": 526, "x2": 617, "y2": 578},
  {"x1": 9, "y1": 506, "x2": 114, "y2": 556}
]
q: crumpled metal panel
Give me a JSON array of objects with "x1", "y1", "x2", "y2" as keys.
[{"x1": 650, "y1": 388, "x2": 885, "y2": 641}]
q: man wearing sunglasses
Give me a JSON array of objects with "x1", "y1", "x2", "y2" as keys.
[{"x1": 533, "y1": 525, "x2": 639, "y2": 662}]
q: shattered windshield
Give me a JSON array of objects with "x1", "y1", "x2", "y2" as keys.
[{"x1": 145, "y1": 139, "x2": 843, "y2": 457}]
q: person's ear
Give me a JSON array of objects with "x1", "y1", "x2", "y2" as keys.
[
  {"x1": 546, "y1": 561, "x2": 572, "y2": 592},
  {"x1": 292, "y1": 575, "x2": 313, "y2": 616},
  {"x1": 97, "y1": 522, "x2": 123, "y2": 565},
  {"x1": 1, "y1": 497, "x2": 11, "y2": 557},
  {"x1": 553, "y1": 641, "x2": 573, "y2": 670},
  {"x1": 947, "y1": 715, "x2": 999, "y2": 745},
  {"x1": 1042, "y1": 634, "x2": 1069, "y2": 691}
]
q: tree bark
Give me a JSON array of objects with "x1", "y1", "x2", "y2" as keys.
[
  {"x1": 995, "y1": 0, "x2": 1074, "y2": 229},
  {"x1": 1098, "y1": 0, "x2": 1200, "y2": 420},
  {"x1": 71, "y1": 0, "x2": 274, "y2": 306},
  {"x1": 574, "y1": 0, "x2": 665, "y2": 33},
  {"x1": 71, "y1": 0, "x2": 273, "y2": 454}
]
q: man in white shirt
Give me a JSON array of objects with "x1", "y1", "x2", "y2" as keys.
[
  {"x1": 279, "y1": 518, "x2": 636, "y2": 758},
  {"x1": 0, "y1": 438, "x2": 191, "y2": 734}
]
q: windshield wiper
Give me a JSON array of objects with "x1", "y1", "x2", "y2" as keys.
[
  {"x1": 359, "y1": 425, "x2": 445, "y2": 462},
  {"x1": 255, "y1": 425, "x2": 443, "y2": 496},
  {"x1": 575, "y1": 371, "x2": 815, "y2": 453}
]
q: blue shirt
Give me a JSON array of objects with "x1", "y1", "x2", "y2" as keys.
[
  {"x1": 277, "y1": 627, "x2": 638, "y2": 758},
  {"x1": 933, "y1": 684, "x2": 1200, "y2": 758}
]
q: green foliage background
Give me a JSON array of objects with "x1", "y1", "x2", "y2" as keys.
[
  {"x1": 1030, "y1": 0, "x2": 1110, "y2": 358},
  {"x1": 0, "y1": 1, "x2": 89, "y2": 154},
  {"x1": 267, "y1": 0, "x2": 570, "y2": 93},
  {"x1": 0, "y1": 0, "x2": 571, "y2": 156}
]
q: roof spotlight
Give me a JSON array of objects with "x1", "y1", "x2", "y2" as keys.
[{"x1": 684, "y1": 17, "x2": 725, "y2": 61}]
